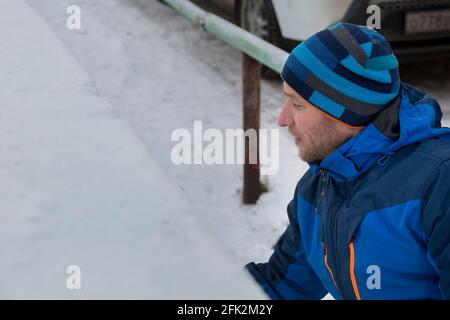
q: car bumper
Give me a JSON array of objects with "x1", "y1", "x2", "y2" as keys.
[{"x1": 342, "y1": 0, "x2": 450, "y2": 61}]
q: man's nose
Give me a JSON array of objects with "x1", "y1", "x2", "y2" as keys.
[{"x1": 278, "y1": 100, "x2": 293, "y2": 127}]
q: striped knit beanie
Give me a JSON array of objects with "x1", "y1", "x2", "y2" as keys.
[{"x1": 281, "y1": 23, "x2": 400, "y2": 128}]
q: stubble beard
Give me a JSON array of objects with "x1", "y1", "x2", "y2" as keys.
[{"x1": 298, "y1": 118, "x2": 352, "y2": 163}]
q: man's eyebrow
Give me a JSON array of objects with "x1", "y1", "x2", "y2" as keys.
[
  {"x1": 281, "y1": 88, "x2": 292, "y2": 96},
  {"x1": 282, "y1": 90, "x2": 296, "y2": 98},
  {"x1": 282, "y1": 90, "x2": 305, "y2": 105},
  {"x1": 282, "y1": 84, "x2": 302, "y2": 101}
]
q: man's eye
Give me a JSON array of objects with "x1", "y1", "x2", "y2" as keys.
[{"x1": 293, "y1": 103, "x2": 304, "y2": 109}]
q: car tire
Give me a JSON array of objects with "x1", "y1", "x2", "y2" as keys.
[{"x1": 237, "y1": 0, "x2": 283, "y2": 78}]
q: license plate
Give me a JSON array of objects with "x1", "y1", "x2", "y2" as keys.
[{"x1": 405, "y1": 9, "x2": 450, "y2": 35}]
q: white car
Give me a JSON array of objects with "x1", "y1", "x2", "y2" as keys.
[{"x1": 212, "y1": 0, "x2": 450, "y2": 60}]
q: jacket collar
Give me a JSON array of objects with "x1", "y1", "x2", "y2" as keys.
[{"x1": 310, "y1": 82, "x2": 450, "y2": 181}]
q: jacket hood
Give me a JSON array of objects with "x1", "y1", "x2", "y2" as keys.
[{"x1": 310, "y1": 82, "x2": 450, "y2": 180}]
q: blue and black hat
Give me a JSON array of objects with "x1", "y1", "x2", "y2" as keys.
[{"x1": 281, "y1": 23, "x2": 400, "y2": 128}]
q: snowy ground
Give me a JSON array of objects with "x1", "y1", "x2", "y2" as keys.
[
  {"x1": 22, "y1": 0, "x2": 308, "y2": 268},
  {"x1": 0, "y1": 0, "x2": 266, "y2": 299},
  {"x1": 4, "y1": 0, "x2": 450, "y2": 298},
  {"x1": 23, "y1": 0, "x2": 450, "y2": 266}
]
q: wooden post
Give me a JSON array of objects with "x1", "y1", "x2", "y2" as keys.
[
  {"x1": 242, "y1": 53, "x2": 266, "y2": 204},
  {"x1": 164, "y1": 0, "x2": 289, "y2": 204}
]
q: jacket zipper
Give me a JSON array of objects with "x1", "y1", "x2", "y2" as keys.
[
  {"x1": 320, "y1": 169, "x2": 344, "y2": 298},
  {"x1": 322, "y1": 242, "x2": 338, "y2": 291},
  {"x1": 349, "y1": 239, "x2": 361, "y2": 300},
  {"x1": 332, "y1": 209, "x2": 344, "y2": 298},
  {"x1": 320, "y1": 170, "x2": 327, "y2": 197},
  {"x1": 332, "y1": 178, "x2": 355, "y2": 299},
  {"x1": 320, "y1": 169, "x2": 352, "y2": 299}
]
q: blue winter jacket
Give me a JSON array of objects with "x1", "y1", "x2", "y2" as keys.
[{"x1": 246, "y1": 83, "x2": 450, "y2": 300}]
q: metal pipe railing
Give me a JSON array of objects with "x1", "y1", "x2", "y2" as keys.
[{"x1": 163, "y1": 0, "x2": 288, "y2": 73}]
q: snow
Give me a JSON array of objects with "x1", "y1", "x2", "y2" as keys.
[
  {"x1": 0, "y1": 0, "x2": 265, "y2": 299},
  {"x1": 2, "y1": 0, "x2": 449, "y2": 299},
  {"x1": 20, "y1": 0, "x2": 310, "y2": 269}
]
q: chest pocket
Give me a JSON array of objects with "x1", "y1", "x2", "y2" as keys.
[{"x1": 348, "y1": 199, "x2": 442, "y2": 299}]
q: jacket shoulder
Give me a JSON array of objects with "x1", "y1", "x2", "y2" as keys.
[{"x1": 414, "y1": 137, "x2": 450, "y2": 162}]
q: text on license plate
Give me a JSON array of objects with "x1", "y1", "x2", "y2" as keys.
[{"x1": 405, "y1": 9, "x2": 450, "y2": 35}]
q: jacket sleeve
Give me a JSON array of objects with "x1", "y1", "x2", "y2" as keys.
[
  {"x1": 245, "y1": 185, "x2": 327, "y2": 300},
  {"x1": 422, "y1": 159, "x2": 450, "y2": 299}
]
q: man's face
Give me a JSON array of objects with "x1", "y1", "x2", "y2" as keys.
[{"x1": 278, "y1": 82, "x2": 362, "y2": 163}]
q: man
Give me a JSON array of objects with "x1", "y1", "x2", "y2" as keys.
[{"x1": 246, "y1": 23, "x2": 450, "y2": 300}]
